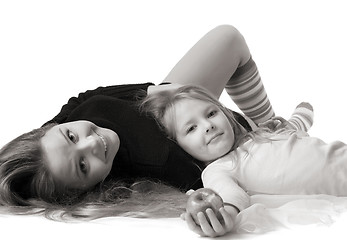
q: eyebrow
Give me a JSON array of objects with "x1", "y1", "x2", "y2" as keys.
[
  {"x1": 59, "y1": 128, "x2": 71, "y2": 145},
  {"x1": 59, "y1": 128, "x2": 82, "y2": 182}
]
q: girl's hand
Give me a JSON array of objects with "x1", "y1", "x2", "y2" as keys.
[
  {"x1": 181, "y1": 207, "x2": 234, "y2": 237},
  {"x1": 147, "y1": 83, "x2": 183, "y2": 95},
  {"x1": 258, "y1": 116, "x2": 295, "y2": 131}
]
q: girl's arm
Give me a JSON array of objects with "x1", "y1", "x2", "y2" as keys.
[
  {"x1": 202, "y1": 165, "x2": 250, "y2": 213},
  {"x1": 154, "y1": 25, "x2": 275, "y2": 125},
  {"x1": 181, "y1": 162, "x2": 250, "y2": 237}
]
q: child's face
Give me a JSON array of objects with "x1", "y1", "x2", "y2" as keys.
[
  {"x1": 167, "y1": 99, "x2": 235, "y2": 162},
  {"x1": 40, "y1": 120, "x2": 120, "y2": 190}
]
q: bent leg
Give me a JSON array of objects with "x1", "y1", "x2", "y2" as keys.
[
  {"x1": 288, "y1": 102, "x2": 314, "y2": 132},
  {"x1": 225, "y1": 57, "x2": 275, "y2": 124},
  {"x1": 162, "y1": 25, "x2": 274, "y2": 124},
  {"x1": 163, "y1": 25, "x2": 249, "y2": 98}
]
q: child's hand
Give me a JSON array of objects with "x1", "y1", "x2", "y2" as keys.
[
  {"x1": 181, "y1": 207, "x2": 234, "y2": 237},
  {"x1": 258, "y1": 116, "x2": 295, "y2": 131}
]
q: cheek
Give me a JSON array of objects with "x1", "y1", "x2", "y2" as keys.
[
  {"x1": 178, "y1": 139, "x2": 211, "y2": 162},
  {"x1": 177, "y1": 137, "x2": 199, "y2": 155},
  {"x1": 98, "y1": 165, "x2": 112, "y2": 180},
  {"x1": 90, "y1": 162, "x2": 111, "y2": 183}
]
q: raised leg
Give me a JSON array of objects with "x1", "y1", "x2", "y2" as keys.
[{"x1": 162, "y1": 25, "x2": 275, "y2": 124}]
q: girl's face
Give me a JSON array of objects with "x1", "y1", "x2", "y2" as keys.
[
  {"x1": 40, "y1": 120, "x2": 120, "y2": 190},
  {"x1": 167, "y1": 99, "x2": 234, "y2": 162}
]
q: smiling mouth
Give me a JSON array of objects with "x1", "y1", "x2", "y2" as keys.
[
  {"x1": 97, "y1": 133, "x2": 108, "y2": 154},
  {"x1": 207, "y1": 133, "x2": 223, "y2": 145}
]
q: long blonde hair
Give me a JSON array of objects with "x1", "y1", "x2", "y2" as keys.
[
  {"x1": 141, "y1": 85, "x2": 249, "y2": 152},
  {"x1": 0, "y1": 124, "x2": 187, "y2": 221}
]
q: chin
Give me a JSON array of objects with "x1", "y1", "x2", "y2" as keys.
[{"x1": 220, "y1": 142, "x2": 233, "y2": 155}]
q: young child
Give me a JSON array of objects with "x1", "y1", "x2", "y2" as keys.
[{"x1": 141, "y1": 85, "x2": 347, "y2": 237}]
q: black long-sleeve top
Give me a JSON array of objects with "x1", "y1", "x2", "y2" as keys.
[{"x1": 44, "y1": 82, "x2": 251, "y2": 191}]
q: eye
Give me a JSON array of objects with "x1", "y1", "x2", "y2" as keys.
[
  {"x1": 67, "y1": 130, "x2": 77, "y2": 143},
  {"x1": 186, "y1": 125, "x2": 196, "y2": 134},
  {"x1": 207, "y1": 110, "x2": 217, "y2": 118},
  {"x1": 79, "y1": 157, "x2": 88, "y2": 175}
]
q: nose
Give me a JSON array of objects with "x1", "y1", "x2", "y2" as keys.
[
  {"x1": 205, "y1": 121, "x2": 215, "y2": 133},
  {"x1": 77, "y1": 135, "x2": 101, "y2": 156}
]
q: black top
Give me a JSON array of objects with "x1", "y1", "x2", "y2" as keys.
[{"x1": 44, "y1": 83, "x2": 251, "y2": 191}]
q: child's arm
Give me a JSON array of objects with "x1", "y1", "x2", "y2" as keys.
[
  {"x1": 259, "y1": 102, "x2": 314, "y2": 132},
  {"x1": 180, "y1": 161, "x2": 250, "y2": 237},
  {"x1": 202, "y1": 163, "x2": 250, "y2": 212}
]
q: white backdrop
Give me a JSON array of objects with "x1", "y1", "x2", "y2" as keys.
[
  {"x1": 1, "y1": 0, "x2": 347, "y2": 239},
  {"x1": 1, "y1": 0, "x2": 347, "y2": 147}
]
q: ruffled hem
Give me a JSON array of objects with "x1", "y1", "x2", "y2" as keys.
[{"x1": 234, "y1": 194, "x2": 347, "y2": 234}]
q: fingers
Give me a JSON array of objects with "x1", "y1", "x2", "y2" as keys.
[
  {"x1": 183, "y1": 208, "x2": 233, "y2": 237},
  {"x1": 220, "y1": 207, "x2": 234, "y2": 232},
  {"x1": 197, "y1": 211, "x2": 218, "y2": 237},
  {"x1": 258, "y1": 119, "x2": 274, "y2": 128},
  {"x1": 204, "y1": 208, "x2": 234, "y2": 236},
  {"x1": 258, "y1": 118, "x2": 279, "y2": 129},
  {"x1": 271, "y1": 116, "x2": 286, "y2": 123},
  {"x1": 205, "y1": 209, "x2": 226, "y2": 236},
  {"x1": 185, "y1": 189, "x2": 195, "y2": 195},
  {"x1": 184, "y1": 212, "x2": 205, "y2": 236},
  {"x1": 259, "y1": 116, "x2": 290, "y2": 131}
]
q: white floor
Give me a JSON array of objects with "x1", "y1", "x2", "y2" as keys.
[{"x1": 1, "y1": 211, "x2": 347, "y2": 240}]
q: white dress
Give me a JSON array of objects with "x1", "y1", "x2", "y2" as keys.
[{"x1": 202, "y1": 130, "x2": 347, "y2": 233}]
